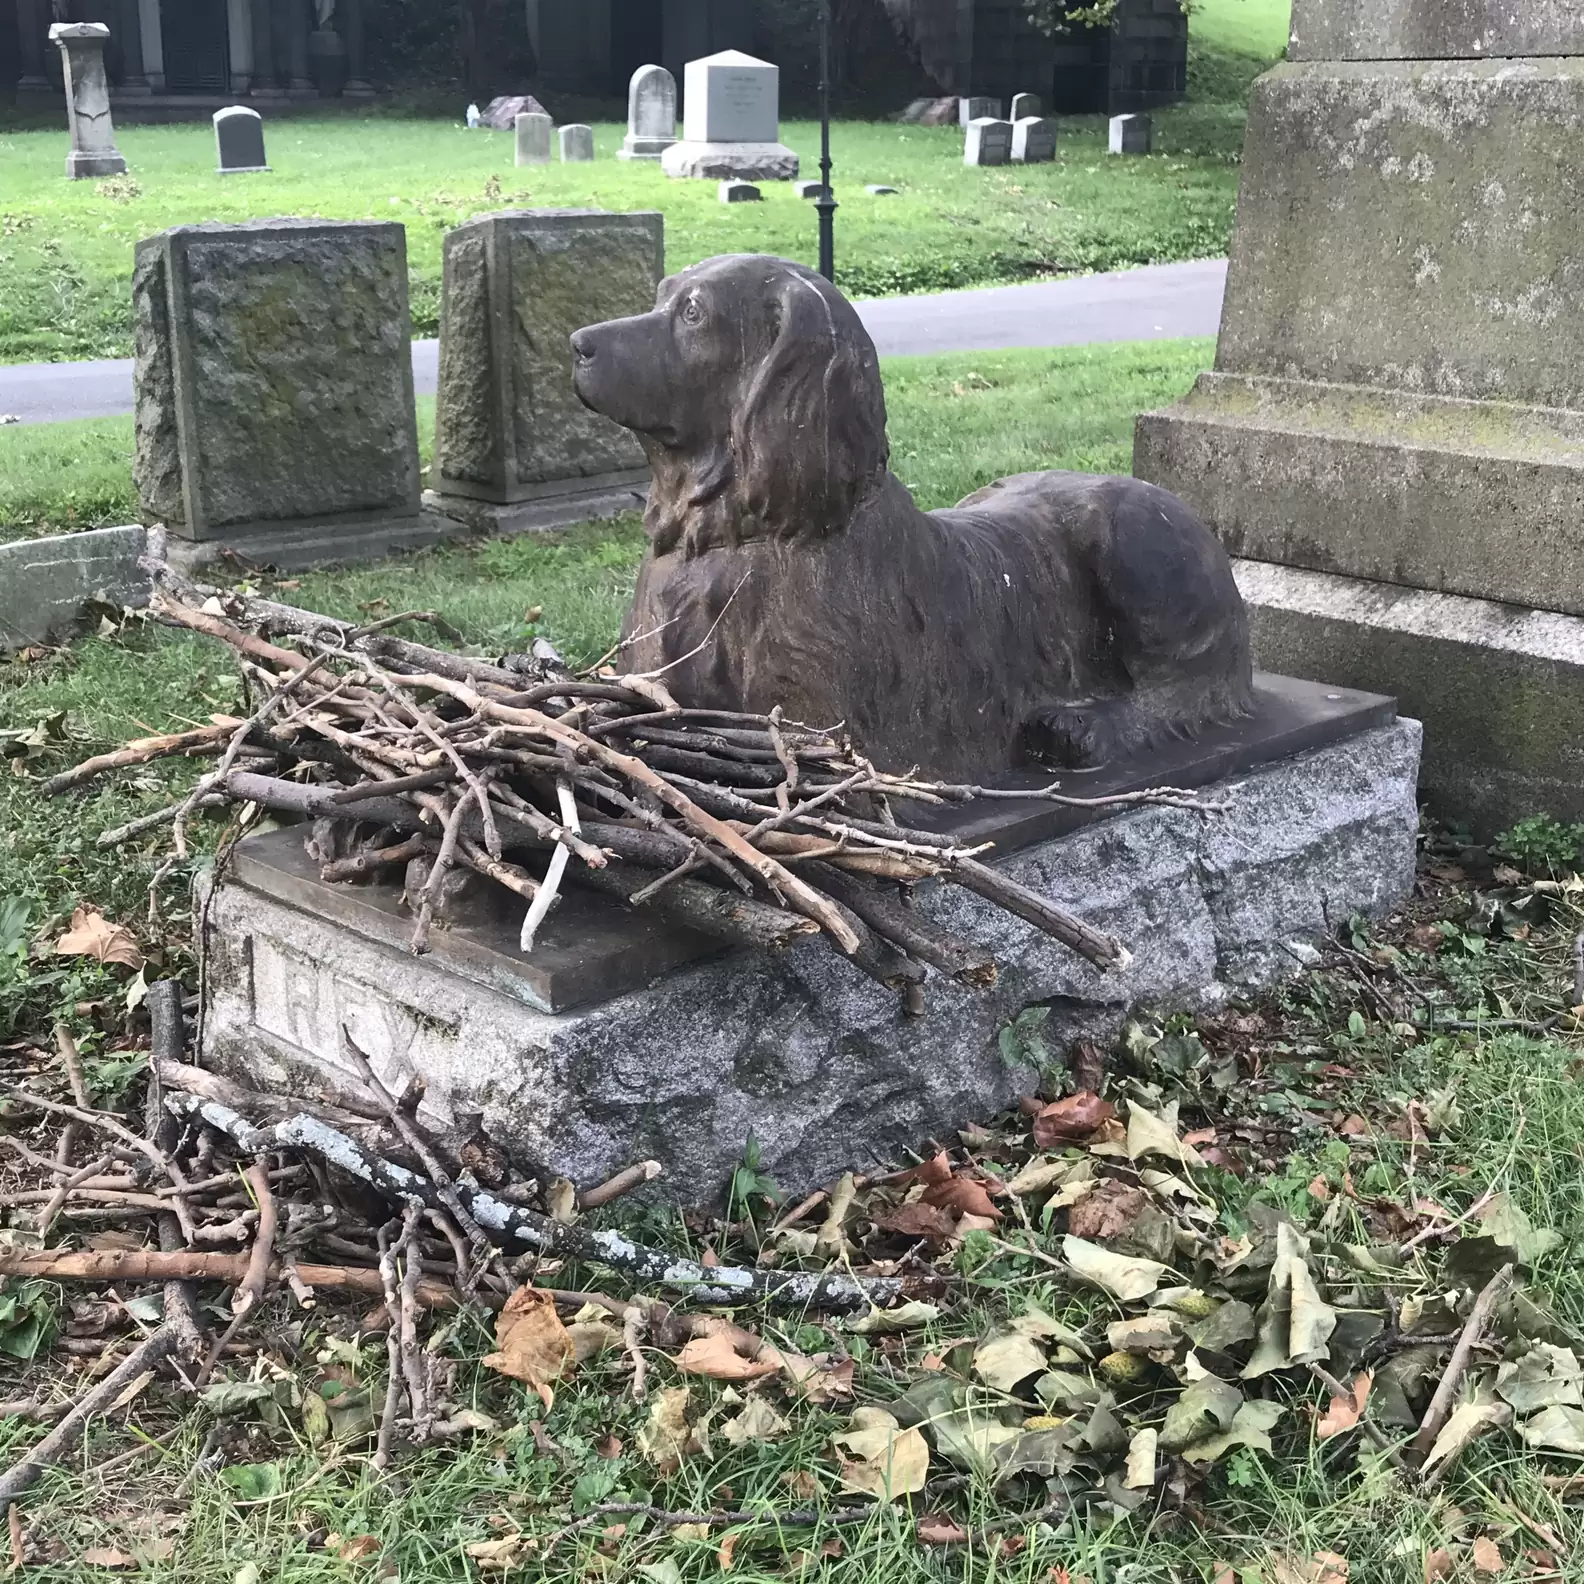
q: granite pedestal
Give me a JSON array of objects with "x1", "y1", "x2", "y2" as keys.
[
  {"x1": 50, "y1": 23, "x2": 127, "y2": 178},
  {"x1": 662, "y1": 49, "x2": 799, "y2": 181},
  {"x1": 197, "y1": 677, "x2": 1420, "y2": 1202}
]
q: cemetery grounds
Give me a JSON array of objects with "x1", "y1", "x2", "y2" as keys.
[{"x1": 7, "y1": 2, "x2": 1584, "y2": 1578}]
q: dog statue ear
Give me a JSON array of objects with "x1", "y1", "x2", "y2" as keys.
[{"x1": 733, "y1": 269, "x2": 889, "y2": 540}]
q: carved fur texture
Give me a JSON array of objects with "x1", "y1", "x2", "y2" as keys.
[{"x1": 571, "y1": 255, "x2": 1253, "y2": 781}]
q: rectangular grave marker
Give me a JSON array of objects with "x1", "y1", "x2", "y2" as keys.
[{"x1": 214, "y1": 105, "x2": 268, "y2": 173}]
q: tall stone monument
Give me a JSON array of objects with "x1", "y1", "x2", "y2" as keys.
[
  {"x1": 1135, "y1": 0, "x2": 1584, "y2": 830},
  {"x1": 49, "y1": 23, "x2": 127, "y2": 180},
  {"x1": 133, "y1": 220, "x2": 435, "y2": 569},
  {"x1": 662, "y1": 50, "x2": 799, "y2": 181},
  {"x1": 426, "y1": 209, "x2": 664, "y2": 536},
  {"x1": 620, "y1": 64, "x2": 677, "y2": 161}
]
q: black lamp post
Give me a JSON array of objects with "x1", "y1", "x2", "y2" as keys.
[{"x1": 815, "y1": 0, "x2": 837, "y2": 282}]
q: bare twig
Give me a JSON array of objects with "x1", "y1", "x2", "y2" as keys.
[
  {"x1": 194, "y1": 1159, "x2": 278, "y2": 1388},
  {"x1": 1408, "y1": 1263, "x2": 1516, "y2": 1469},
  {"x1": 0, "y1": 1326, "x2": 176, "y2": 1514},
  {"x1": 579, "y1": 1160, "x2": 663, "y2": 1211}
]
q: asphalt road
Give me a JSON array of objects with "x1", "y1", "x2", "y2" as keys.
[{"x1": 0, "y1": 258, "x2": 1227, "y2": 427}]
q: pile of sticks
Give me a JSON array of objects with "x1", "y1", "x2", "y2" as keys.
[
  {"x1": 42, "y1": 556, "x2": 1198, "y2": 1009},
  {"x1": 0, "y1": 995, "x2": 933, "y2": 1501}
]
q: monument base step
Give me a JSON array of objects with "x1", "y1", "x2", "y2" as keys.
[
  {"x1": 164, "y1": 506, "x2": 465, "y2": 573},
  {"x1": 1136, "y1": 371, "x2": 1584, "y2": 617},
  {"x1": 423, "y1": 472, "x2": 648, "y2": 537},
  {"x1": 661, "y1": 140, "x2": 800, "y2": 180},
  {"x1": 196, "y1": 684, "x2": 1420, "y2": 1202},
  {"x1": 1235, "y1": 559, "x2": 1584, "y2": 836}
]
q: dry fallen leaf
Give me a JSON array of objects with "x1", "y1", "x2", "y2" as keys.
[
  {"x1": 81, "y1": 1549, "x2": 139, "y2": 1571},
  {"x1": 638, "y1": 1386, "x2": 692, "y2": 1468},
  {"x1": 1067, "y1": 1180, "x2": 1146, "y2": 1242},
  {"x1": 1031, "y1": 1092, "x2": 1115, "y2": 1148},
  {"x1": 482, "y1": 1286, "x2": 574, "y2": 1405},
  {"x1": 327, "y1": 1535, "x2": 381, "y2": 1563},
  {"x1": 56, "y1": 906, "x2": 144, "y2": 971},
  {"x1": 716, "y1": 1532, "x2": 741, "y2": 1572},
  {"x1": 721, "y1": 1395, "x2": 791, "y2": 1446},
  {"x1": 466, "y1": 1534, "x2": 528, "y2": 1570},
  {"x1": 873, "y1": 1202, "x2": 958, "y2": 1242},
  {"x1": 1469, "y1": 1536, "x2": 1505, "y2": 1574},
  {"x1": 916, "y1": 1514, "x2": 969, "y2": 1546},
  {"x1": 675, "y1": 1329, "x2": 780, "y2": 1382},
  {"x1": 831, "y1": 1407, "x2": 930, "y2": 1500},
  {"x1": 1316, "y1": 1371, "x2": 1372, "y2": 1440},
  {"x1": 1422, "y1": 1549, "x2": 1454, "y2": 1582},
  {"x1": 922, "y1": 1176, "x2": 1002, "y2": 1222}
]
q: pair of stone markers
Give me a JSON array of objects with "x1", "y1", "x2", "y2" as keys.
[
  {"x1": 131, "y1": 208, "x2": 664, "y2": 571},
  {"x1": 962, "y1": 92, "x2": 1057, "y2": 168},
  {"x1": 513, "y1": 115, "x2": 594, "y2": 166}
]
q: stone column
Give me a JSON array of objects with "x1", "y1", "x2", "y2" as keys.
[
  {"x1": 117, "y1": 0, "x2": 150, "y2": 93},
  {"x1": 137, "y1": 0, "x2": 165, "y2": 92},
  {"x1": 251, "y1": 0, "x2": 281, "y2": 95},
  {"x1": 1135, "y1": 0, "x2": 1584, "y2": 832},
  {"x1": 227, "y1": 0, "x2": 254, "y2": 94},
  {"x1": 286, "y1": 0, "x2": 312, "y2": 92},
  {"x1": 15, "y1": 0, "x2": 49, "y2": 90},
  {"x1": 50, "y1": 23, "x2": 129, "y2": 179},
  {"x1": 342, "y1": 0, "x2": 372, "y2": 95}
]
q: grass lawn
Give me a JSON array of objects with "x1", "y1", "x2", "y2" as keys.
[
  {"x1": 0, "y1": 0, "x2": 1289, "y2": 364},
  {"x1": 0, "y1": 337, "x2": 1214, "y2": 541}
]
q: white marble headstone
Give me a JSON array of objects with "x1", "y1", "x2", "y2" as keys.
[
  {"x1": 621, "y1": 64, "x2": 677, "y2": 160},
  {"x1": 683, "y1": 49, "x2": 779, "y2": 145}
]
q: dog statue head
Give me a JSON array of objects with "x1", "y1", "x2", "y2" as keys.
[{"x1": 572, "y1": 255, "x2": 890, "y2": 556}]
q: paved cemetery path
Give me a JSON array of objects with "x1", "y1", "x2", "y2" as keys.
[{"x1": 0, "y1": 259, "x2": 1226, "y2": 426}]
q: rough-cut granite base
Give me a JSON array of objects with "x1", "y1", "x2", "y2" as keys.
[
  {"x1": 0, "y1": 526, "x2": 148, "y2": 651},
  {"x1": 661, "y1": 140, "x2": 799, "y2": 180},
  {"x1": 163, "y1": 505, "x2": 459, "y2": 572},
  {"x1": 199, "y1": 720, "x2": 1421, "y2": 1202},
  {"x1": 423, "y1": 471, "x2": 648, "y2": 538}
]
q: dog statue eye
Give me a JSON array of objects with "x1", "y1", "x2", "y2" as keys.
[{"x1": 680, "y1": 296, "x2": 704, "y2": 326}]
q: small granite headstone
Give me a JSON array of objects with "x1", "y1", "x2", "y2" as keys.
[
  {"x1": 959, "y1": 95, "x2": 1001, "y2": 125},
  {"x1": 132, "y1": 219, "x2": 425, "y2": 567},
  {"x1": 482, "y1": 93, "x2": 548, "y2": 130},
  {"x1": 964, "y1": 117, "x2": 1013, "y2": 167},
  {"x1": 429, "y1": 209, "x2": 663, "y2": 527},
  {"x1": 794, "y1": 180, "x2": 831, "y2": 199},
  {"x1": 662, "y1": 49, "x2": 799, "y2": 181},
  {"x1": 214, "y1": 106, "x2": 268, "y2": 173},
  {"x1": 466, "y1": 102, "x2": 481, "y2": 128},
  {"x1": 49, "y1": 23, "x2": 126, "y2": 179},
  {"x1": 718, "y1": 180, "x2": 761, "y2": 203},
  {"x1": 559, "y1": 123, "x2": 594, "y2": 162},
  {"x1": 1109, "y1": 113, "x2": 1151, "y2": 155},
  {"x1": 866, "y1": 183, "x2": 899, "y2": 195},
  {"x1": 1010, "y1": 91, "x2": 1041, "y2": 121},
  {"x1": 620, "y1": 64, "x2": 677, "y2": 160},
  {"x1": 515, "y1": 112, "x2": 552, "y2": 166},
  {"x1": 1012, "y1": 116, "x2": 1056, "y2": 163}
]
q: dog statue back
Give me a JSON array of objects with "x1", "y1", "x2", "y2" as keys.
[{"x1": 571, "y1": 254, "x2": 1253, "y2": 781}]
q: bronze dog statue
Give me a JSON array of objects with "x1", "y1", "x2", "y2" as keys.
[{"x1": 571, "y1": 255, "x2": 1253, "y2": 782}]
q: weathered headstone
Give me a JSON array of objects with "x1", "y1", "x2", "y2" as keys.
[
  {"x1": 49, "y1": 23, "x2": 126, "y2": 179},
  {"x1": 959, "y1": 95, "x2": 1001, "y2": 124},
  {"x1": 214, "y1": 106, "x2": 268, "y2": 174},
  {"x1": 898, "y1": 97, "x2": 934, "y2": 122},
  {"x1": 1109, "y1": 112, "x2": 1151, "y2": 154},
  {"x1": 1010, "y1": 91, "x2": 1041, "y2": 121},
  {"x1": 794, "y1": 180, "x2": 831, "y2": 199},
  {"x1": 918, "y1": 96, "x2": 960, "y2": 125},
  {"x1": 426, "y1": 209, "x2": 664, "y2": 536},
  {"x1": 133, "y1": 220, "x2": 432, "y2": 569},
  {"x1": 1134, "y1": 0, "x2": 1584, "y2": 830},
  {"x1": 619, "y1": 64, "x2": 677, "y2": 161},
  {"x1": 718, "y1": 180, "x2": 761, "y2": 203},
  {"x1": 515, "y1": 112, "x2": 552, "y2": 167},
  {"x1": 661, "y1": 50, "x2": 799, "y2": 181},
  {"x1": 559, "y1": 123, "x2": 594, "y2": 162},
  {"x1": 1012, "y1": 116, "x2": 1056, "y2": 163},
  {"x1": 964, "y1": 117, "x2": 1012, "y2": 167}
]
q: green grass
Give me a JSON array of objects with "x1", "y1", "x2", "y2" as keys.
[
  {"x1": 0, "y1": 337, "x2": 1214, "y2": 541},
  {"x1": 0, "y1": 111, "x2": 1247, "y2": 363}
]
